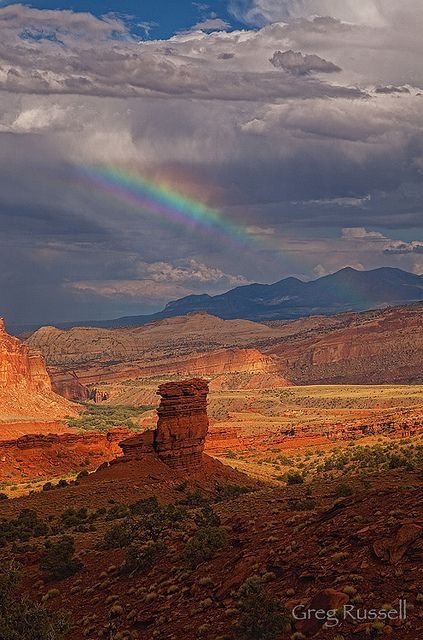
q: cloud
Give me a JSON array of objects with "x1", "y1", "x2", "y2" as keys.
[
  {"x1": 1, "y1": 3, "x2": 423, "y2": 322},
  {"x1": 384, "y1": 242, "x2": 423, "y2": 255},
  {"x1": 139, "y1": 260, "x2": 248, "y2": 287},
  {"x1": 342, "y1": 227, "x2": 386, "y2": 240},
  {"x1": 342, "y1": 228, "x2": 423, "y2": 256},
  {"x1": 0, "y1": 5, "x2": 362, "y2": 101},
  {"x1": 270, "y1": 49, "x2": 341, "y2": 75},
  {"x1": 191, "y1": 18, "x2": 231, "y2": 32},
  {"x1": 67, "y1": 259, "x2": 249, "y2": 301},
  {"x1": 67, "y1": 279, "x2": 192, "y2": 300},
  {"x1": 302, "y1": 195, "x2": 371, "y2": 207},
  {"x1": 375, "y1": 85, "x2": 411, "y2": 95}
]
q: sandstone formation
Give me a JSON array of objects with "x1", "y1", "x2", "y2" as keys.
[
  {"x1": 119, "y1": 379, "x2": 209, "y2": 470},
  {"x1": 264, "y1": 304, "x2": 423, "y2": 384},
  {"x1": 26, "y1": 305, "x2": 423, "y2": 388},
  {"x1": 0, "y1": 318, "x2": 76, "y2": 423},
  {"x1": 0, "y1": 429, "x2": 129, "y2": 484},
  {"x1": 0, "y1": 317, "x2": 51, "y2": 393}
]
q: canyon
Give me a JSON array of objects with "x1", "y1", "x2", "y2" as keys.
[{"x1": 25, "y1": 304, "x2": 423, "y2": 401}]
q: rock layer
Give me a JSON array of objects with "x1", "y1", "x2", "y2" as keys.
[
  {"x1": 0, "y1": 318, "x2": 51, "y2": 393},
  {"x1": 0, "y1": 318, "x2": 77, "y2": 423},
  {"x1": 155, "y1": 379, "x2": 209, "y2": 469},
  {"x1": 119, "y1": 379, "x2": 209, "y2": 470}
]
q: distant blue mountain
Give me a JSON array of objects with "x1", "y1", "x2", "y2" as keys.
[{"x1": 51, "y1": 266, "x2": 423, "y2": 330}]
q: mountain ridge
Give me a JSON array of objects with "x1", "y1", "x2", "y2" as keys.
[{"x1": 8, "y1": 267, "x2": 423, "y2": 333}]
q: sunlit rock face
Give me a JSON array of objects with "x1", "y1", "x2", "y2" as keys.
[
  {"x1": 119, "y1": 379, "x2": 209, "y2": 470},
  {"x1": 0, "y1": 318, "x2": 76, "y2": 422},
  {"x1": 0, "y1": 317, "x2": 51, "y2": 393}
]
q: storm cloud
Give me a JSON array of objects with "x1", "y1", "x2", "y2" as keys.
[{"x1": 0, "y1": 2, "x2": 422, "y2": 324}]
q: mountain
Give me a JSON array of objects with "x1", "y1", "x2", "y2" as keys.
[{"x1": 9, "y1": 267, "x2": 423, "y2": 333}]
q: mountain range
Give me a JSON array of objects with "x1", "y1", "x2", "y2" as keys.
[{"x1": 9, "y1": 267, "x2": 423, "y2": 332}]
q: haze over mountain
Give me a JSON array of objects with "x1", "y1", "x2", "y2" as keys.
[{"x1": 18, "y1": 267, "x2": 421, "y2": 331}]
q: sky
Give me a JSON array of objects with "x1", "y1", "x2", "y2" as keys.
[{"x1": 0, "y1": 1, "x2": 422, "y2": 324}]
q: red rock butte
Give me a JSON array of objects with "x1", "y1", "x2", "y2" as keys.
[{"x1": 119, "y1": 378, "x2": 209, "y2": 470}]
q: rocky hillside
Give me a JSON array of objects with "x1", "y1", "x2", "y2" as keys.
[
  {"x1": 265, "y1": 303, "x2": 423, "y2": 384},
  {"x1": 27, "y1": 304, "x2": 423, "y2": 390},
  {"x1": 0, "y1": 318, "x2": 76, "y2": 426}
]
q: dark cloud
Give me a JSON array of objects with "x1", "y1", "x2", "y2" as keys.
[
  {"x1": 375, "y1": 85, "x2": 411, "y2": 95},
  {"x1": 270, "y1": 50, "x2": 341, "y2": 75},
  {"x1": 0, "y1": 5, "x2": 422, "y2": 323}
]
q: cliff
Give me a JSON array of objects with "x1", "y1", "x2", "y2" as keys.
[
  {"x1": 0, "y1": 430, "x2": 128, "y2": 483},
  {"x1": 119, "y1": 379, "x2": 209, "y2": 470},
  {"x1": 0, "y1": 318, "x2": 76, "y2": 423}
]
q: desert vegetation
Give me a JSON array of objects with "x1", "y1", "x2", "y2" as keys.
[{"x1": 66, "y1": 404, "x2": 152, "y2": 432}]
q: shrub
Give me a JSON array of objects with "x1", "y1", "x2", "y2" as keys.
[
  {"x1": 0, "y1": 561, "x2": 70, "y2": 639},
  {"x1": 0, "y1": 509, "x2": 49, "y2": 546},
  {"x1": 286, "y1": 471, "x2": 304, "y2": 485},
  {"x1": 334, "y1": 483, "x2": 354, "y2": 498},
  {"x1": 105, "y1": 503, "x2": 130, "y2": 521},
  {"x1": 179, "y1": 489, "x2": 209, "y2": 507},
  {"x1": 184, "y1": 526, "x2": 228, "y2": 567},
  {"x1": 288, "y1": 498, "x2": 316, "y2": 511},
  {"x1": 40, "y1": 536, "x2": 82, "y2": 580},
  {"x1": 121, "y1": 541, "x2": 166, "y2": 575},
  {"x1": 129, "y1": 496, "x2": 160, "y2": 516},
  {"x1": 235, "y1": 575, "x2": 291, "y2": 639},
  {"x1": 103, "y1": 520, "x2": 136, "y2": 549},
  {"x1": 59, "y1": 507, "x2": 91, "y2": 530},
  {"x1": 214, "y1": 483, "x2": 250, "y2": 503},
  {"x1": 67, "y1": 404, "x2": 152, "y2": 432},
  {"x1": 195, "y1": 504, "x2": 221, "y2": 528}
]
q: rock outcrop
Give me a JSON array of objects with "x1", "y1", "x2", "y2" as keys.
[
  {"x1": 0, "y1": 429, "x2": 129, "y2": 483},
  {"x1": 0, "y1": 318, "x2": 76, "y2": 422},
  {"x1": 0, "y1": 318, "x2": 51, "y2": 393},
  {"x1": 119, "y1": 379, "x2": 209, "y2": 470}
]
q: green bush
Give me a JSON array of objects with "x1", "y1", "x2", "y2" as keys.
[
  {"x1": 0, "y1": 509, "x2": 49, "y2": 547},
  {"x1": 103, "y1": 520, "x2": 136, "y2": 549},
  {"x1": 121, "y1": 541, "x2": 166, "y2": 575},
  {"x1": 184, "y1": 526, "x2": 228, "y2": 567},
  {"x1": 235, "y1": 575, "x2": 290, "y2": 640},
  {"x1": 214, "y1": 483, "x2": 250, "y2": 503},
  {"x1": 67, "y1": 404, "x2": 153, "y2": 432},
  {"x1": 286, "y1": 471, "x2": 304, "y2": 485},
  {"x1": 334, "y1": 483, "x2": 354, "y2": 498},
  {"x1": 40, "y1": 536, "x2": 82, "y2": 580}
]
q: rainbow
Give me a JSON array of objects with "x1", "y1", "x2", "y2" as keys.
[{"x1": 78, "y1": 165, "x2": 252, "y2": 246}]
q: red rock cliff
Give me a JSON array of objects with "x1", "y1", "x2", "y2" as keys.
[
  {"x1": 0, "y1": 318, "x2": 51, "y2": 393},
  {"x1": 0, "y1": 318, "x2": 76, "y2": 421},
  {"x1": 119, "y1": 379, "x2": 209, "y2": 470}
]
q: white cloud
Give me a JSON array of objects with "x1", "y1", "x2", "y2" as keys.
[
  {"x1": 140, "y1": 259, "x2": 248, "y2": 286},
  {"x1": 67, "y1": 259, "x2": 249, "y2": 301},
  {"x1": 342, "y1": 227, "x2": 386, "y2": 240},
  {"x1": 0, "y1": 6, "x2": 363, "y2": 100}
]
